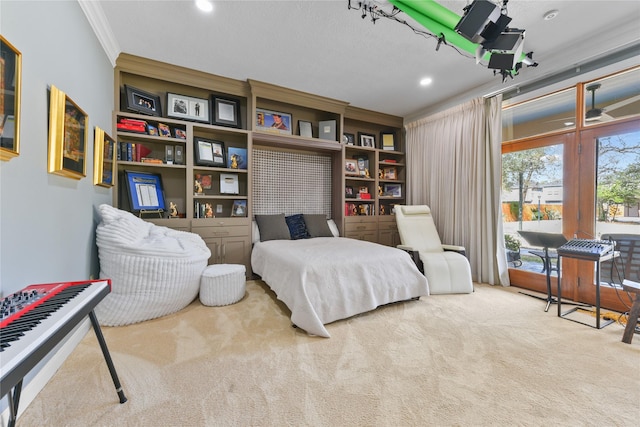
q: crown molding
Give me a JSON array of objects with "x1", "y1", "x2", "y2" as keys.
[{"x1": 78, "y1": 0, "x2": 120, "y2": 66}]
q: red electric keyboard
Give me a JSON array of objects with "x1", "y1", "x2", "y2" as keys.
[{"x1": 0, "y1": 280, "x2": 126, "y2": 427}]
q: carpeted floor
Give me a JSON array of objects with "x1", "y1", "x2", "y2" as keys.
[{"x1": 17, "y1": 281, "x2": 640, "y2": 426}]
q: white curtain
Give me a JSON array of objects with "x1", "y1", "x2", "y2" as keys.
[{"x1": 405, "y1": 95, "x2": 509, "y2": 286}]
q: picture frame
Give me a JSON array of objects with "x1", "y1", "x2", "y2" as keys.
[
  {"x1": 345, "y1": 186, "x2": 356, "y2": 198},
  {"x1": 157, "y1": 123, "x2": 171, "y2": 137},
  {"x1": 345, "y1": 158, "x2": 359, "y2": 176},
  {"x1": 355, "y1": 155, "x2": 369, "y2": 177},
  {"x1": 194, "y1": 138, "x2": 216, "y2": 166},
  {"x1": 124, "y1": 85, "x2": 161, "y2": 117},
  {"x1": 383, "y1": 166, "x2": 397, "y2": 180},
  {"x1": 383, "y1": 183, "x2": 402, "y2": 198},
  {"x1": 167, "y1": 92, "x2": 209, "y2": 123},
  {"x1": 227, "y1": 146, "x2": 247, "y2": 169},
  {"x1": 220, "y1": 173, "x2": 239, "y2": 194},
  {"x1": 123, "y1": 170, "x2": 166, "y2": 213},
  {"x1": 381, "y1": 131, "x2": 396, "y2": 151},
  {"x1": 298, "y1": 120, "x2": 313, "y2": 138},
  {"x1": 210, "y1": 140, "x2": 225, "y2": 167},
  {"x1": 93, "y1": 127, "x2": 116, "y2": 187},
  {"x1": 231, "y1": 200, "x2": 248, "y2": 217},
  {"x1": 318, "y1": 120, "x2": 337, "y2": 141},
  {"x1": 194, "y1": 173, "x2": 212, "y2": 194},
  {"x1": 342, "y1": 133, "x2": 355, "y2": 145},
  {"x1": 211, "y1": 95, "x2": 241, "y2": 128},
  {"x1": 1, "y1": 36, "x2": 22, "y2": 161},
  {"x1": 47, "y1": 85, "x2": 88, "y2": 179},
  {"x1": 255, "y1": 108, "x2": 292, "y2": 135},
  {"x1": 173, "y1": 128, "x2": 187, "y2": 139},
  {"x1": 358, "y1": 132, "x2": 375, "y2": 148}
]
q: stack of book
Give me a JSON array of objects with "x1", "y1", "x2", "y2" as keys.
[{"x1": 117, "y1": 117, "x2": 147, "y2": 133}]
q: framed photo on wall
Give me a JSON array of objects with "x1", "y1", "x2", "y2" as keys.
[
  {"x1": 211, "y1": 95, "x2": 241, "y2": 128},
  {"x1": 93, "y1": 126, "x2": 116, "y2": 187},
  {"x1": 167, "y1": 92, "x2": 209, "y2": 123},
  {"x1": 48, "y1": 85, "x2": 88, "y2": 179},
  {"x1": 255, "y1": 108, "x2": 292, "y2": 135},
  {"x1": 0, "y1": 35, "x2": 22, "y2": 162},
  {"x1": 124, "y1": 85, "x2": 161, "y2": 117}
]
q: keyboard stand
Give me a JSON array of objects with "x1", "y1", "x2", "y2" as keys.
[
  {"x1": 5, "y1": 310, "x2": 126, "y2": 427},
  {"x1": 556, "y1": 251, "x2": 618, "y2": 329}
]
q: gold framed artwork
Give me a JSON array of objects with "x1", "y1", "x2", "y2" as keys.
[
  {"x1": 0, "y1": 36, "x2": 22, "y2": 161},
  {"x1": 93, "y1": 127, "x2": 116, "y2": 187},
  {"x1": 48, "y1": 85, "x2": 89, "y2": 179}
]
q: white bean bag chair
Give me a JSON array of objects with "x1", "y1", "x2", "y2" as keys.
[{"x1": 95, "y1": 204, "x2": 211, "y2": 326}]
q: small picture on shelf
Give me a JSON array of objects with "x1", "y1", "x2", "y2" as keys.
[
  {"x1": 381, "y1": 132, "x2": 396, "y2": 151},
  {"x1": 345, "y1": 158, "x2": 359, "y2": 176},
  {"x1": 123, "y1": 85, "x2": 161, "y2": 117},
  {"x1": 220, "y1": 173, "x2": 240, "y2": 194},
  {"x1": 383, "y1": 183, "x2": 402, "y2": 198},
  {"x1": 147, "y1": 124, "x2": 158, "y2": 136},
  {"x1": 174, "y1": 128, "x2": 186, "y2": 139},
  {"x1": 194, "y1": 173, "x2": 212, "y2": 194},
  {"x1": 255, "y1": 108, "x2": 292, "y2": 135},
  {"x1": 342, "y1": 133, "x2": 355, "y2": 145},
  {"x1": 167, "y1": 92, "x2": 210, "y2": 123},
  {"x1": 227, "y1": 146, "x2": 247, "y2": 169},
  {"x1": 211, "y1": 95, "x2": 242, "y2": 128},
  {"x1": 194, "y1": 138, "x2": 215, "y2": 166},
  {"x1": 298, "y1": 120, "x2": 313, "y2": 138},
  {"x1": 345, "y1": 186, "x2": 356, "y2": 199},
  {"x1": 231, "y1": 200, "x2": 247, "y2": 217},
  {"x1": 158, "y1": 123, "x2": 171, "y2": 137},
  {"x1": 211, "y1": 140, "x2": 225, "y2": 167},
  {"x1": 358, "y1": 132, "x2": 375, "y2": 148},
  {"x1": 355, "y1": 156, "x2": 369, "y2": 177},
  {"x1": 383, "y1": 166, "x2": 397, "y2": 180}
]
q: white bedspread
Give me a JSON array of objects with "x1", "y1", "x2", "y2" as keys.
[{"x1": 251, "y1": 237, "x2": 429, "y2": 337}]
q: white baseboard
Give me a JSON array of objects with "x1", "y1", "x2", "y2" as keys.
[{"x1": 0, "y1": 318, "x2": 90, "y2": 425}]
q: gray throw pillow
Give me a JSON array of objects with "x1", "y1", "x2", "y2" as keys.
[
  {"x1": 255, "y1": 214, "x2": 291, "y2": 241},
  {"x1": 303, "y1": 214, "x2": 334, "y2": 238}
]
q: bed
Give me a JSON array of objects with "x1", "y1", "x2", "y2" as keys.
[{"x1": 251, "y1": 220, "x2": 429, "y2": 337}]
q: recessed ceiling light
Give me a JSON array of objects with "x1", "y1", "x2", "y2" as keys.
[
  {"x1": 543, "y1": 9, "x2": 559, "y2": 21},
  {"x1": 419, "y1": 77, "x2": 433, "y2": 87},
  {"x1": 195, "y1": 0, "x2": 214, "y2": 13}
]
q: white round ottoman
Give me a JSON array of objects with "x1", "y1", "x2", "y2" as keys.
[{"x1": 200, "y1": 264, "x2": 246, "y2": 306}]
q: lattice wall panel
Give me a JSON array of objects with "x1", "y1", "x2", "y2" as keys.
[{"x1": 252, "y1": 149, "x2": 332, "y2": 217}]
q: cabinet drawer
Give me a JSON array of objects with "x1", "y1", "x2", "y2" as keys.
[
  {"x1": 192, "y1": 225, "x2": 248, "y2": 238},
  {"x1": 378, "y1": 221, "x2": 398, "y2": 231},
  {"x1": 345, "y1": 221, "x2": 377, "y2": 233}
]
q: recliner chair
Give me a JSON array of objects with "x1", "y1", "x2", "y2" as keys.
[{"x1": 395, "y1": 205, "x2": 473, "y2": 294}]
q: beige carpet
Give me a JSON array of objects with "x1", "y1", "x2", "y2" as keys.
[{"x1": 18, "y1": 281, "x2": 640, "y2": 426}]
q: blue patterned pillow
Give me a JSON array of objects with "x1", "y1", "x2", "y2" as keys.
[{"x1": 285, "y1": 214, "x2": 310, "y2": 240}]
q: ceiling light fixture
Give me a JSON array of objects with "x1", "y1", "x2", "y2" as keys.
[
  {"x1": 195, "y1": 0, "x2": 214, "y2": 13},
  {"x1": 543, "y1": 9, "x2": 559, "y2": 21},
  {"x1": 420, "y1": 77, "x2": 433, "y2": 86}
]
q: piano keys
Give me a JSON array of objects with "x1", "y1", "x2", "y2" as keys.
[{"x1": 0, "y1": 280, "x2": 126, "y2": 427}]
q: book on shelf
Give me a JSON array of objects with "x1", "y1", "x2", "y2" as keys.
[
  {"x1": 117, "y1": 123, "x2": 147, "y2": 133},
  {"x1": 140, "y1": 157, "x2": 163, "y2": 164}
]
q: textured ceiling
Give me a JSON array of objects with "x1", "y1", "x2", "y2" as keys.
[{"x1": 93, "y1": 0, "x2": 640, "y2": 118}]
